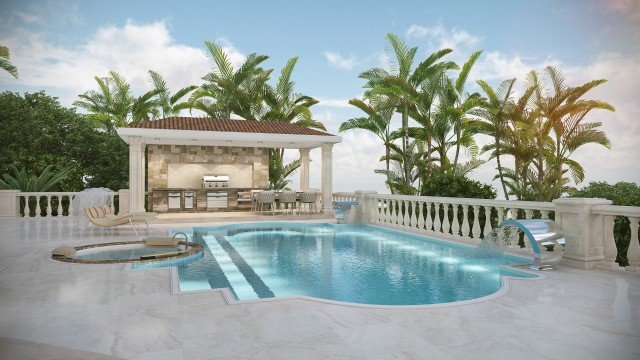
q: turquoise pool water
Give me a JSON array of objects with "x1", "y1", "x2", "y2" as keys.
[
  {"x1": 75, "y1": 244, "x2": 183, "y2": 261},
  {"x1": 132, "y1": 223, "x2": 536, "y2": 305}
]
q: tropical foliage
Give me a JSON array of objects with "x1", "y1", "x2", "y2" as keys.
[
  {"x1": 0, "y1": 165, "x2": 72, "y2": 192},
  {"x1": 73, "y1": 41, "x2": 321, "y2": 186},
  {"x1": 0, "y1": 91, "x2": 129, "y2": 191},
  {"x1": 341, "y1": 33, "x2": 614, "y2": 199},
  {"x1": 0, "y1": 45, "x2": 18, "y2": 78},
  {"x1": 570, "y1": 182, "x2": 640, "y2": 266}
]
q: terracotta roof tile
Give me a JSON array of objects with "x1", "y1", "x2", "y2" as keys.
[{"x1": 129, "y1": 117, "x2": 334, "y2": 136}]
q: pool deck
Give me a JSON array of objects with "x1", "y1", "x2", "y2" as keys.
[{"x1": 0, "y1": 218, "x2": 638, "y2": 360}]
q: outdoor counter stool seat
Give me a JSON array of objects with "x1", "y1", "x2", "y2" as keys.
[
  {"x1": 299, "y1": 191, "x2": 318, "y2": 214},
  {"x1": 279, "y1": 191, "x2": 298, "y2": 215},
  {"x1": 249, "y1": 190, "x2": 263, "y2": 212},
  {"x1": 255, "y1": 191, "x2": 276, "y2": 215}
]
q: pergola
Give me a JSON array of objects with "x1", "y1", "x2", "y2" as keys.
[{"x1": 116, "y1": 117, "x2": 342, "y2": 214}]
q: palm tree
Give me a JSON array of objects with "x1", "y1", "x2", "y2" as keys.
[
  {"x1": 359, "y1": 33, "x2": 455, "y2": 187},
  {"x1": 148, "y1": 70, "x2": 197, "y2": 117},
  {"x1": 0, "y1": 45, "x2": 18, "y2": 78},
  {"x1": 260, "y1": 57, "x2": 323, "y2": 187},
  {"x1": 446, "y1": 50, "x2": 483, "y2": 168},
  {"x1": 339, "y1": 96, "x2": 395, "y2": 183},
  {"x1": 74, "y1": 71, "x2": 163, "y2": 129},
  {"x1": 475, "y1": 78, "x2": 516, "y2": 199},
  {"x1": 191, "y1": 41, "x2": 271, "y2": 119},
  {"x1": 529, "y1": 67, "x2": 614, "y2": 200},
  {"x1": 261, "y1": 57, "x2": 322, "y2": 128}
]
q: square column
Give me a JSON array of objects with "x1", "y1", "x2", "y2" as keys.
[
  {"x1": 128, "y1": 136, "x2": 146, "y2": 213},
  {"x1": 321, "y1": 143, "x2": 333, "y2": 215},
  {"x1": 553, "y1": 197, "x2": 612, "y2": 269},
  {"x1": 299, "y1": 148, "x2": 310, "y2": 191}
]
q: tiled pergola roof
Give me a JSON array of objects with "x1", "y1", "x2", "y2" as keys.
[{"x1": 129, "y1": 117, "x2": 333, "y2": 136}]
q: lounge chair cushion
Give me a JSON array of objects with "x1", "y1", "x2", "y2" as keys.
[
  {"x1": 52, "y1": 246, "x2": 76, "y2": 257},
  {"x1": 145, "y1": 236, "x2": 179, "y2": 246}
]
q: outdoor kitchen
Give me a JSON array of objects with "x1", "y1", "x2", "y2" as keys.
[
  {"x1": 147, "y1": 144, "x2": 269, "y2": 213},
  {"x1": 115, "y1": 117, "x2": 341, "y2": 215}
]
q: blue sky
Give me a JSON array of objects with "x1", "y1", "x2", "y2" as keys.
[{"x1": 1, "y1": 0, "x2": 639, "y2": 193}]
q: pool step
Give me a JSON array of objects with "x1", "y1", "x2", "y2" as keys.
[
  {"x1": 214, "y1": 235, "x2": 275, "y2": 298},
  {"x1": 192, "y1": 232, "x2": 235, "y2": 295},
  {"x1": 203, "y1": 235, "x2": 258, "y2": 300}
]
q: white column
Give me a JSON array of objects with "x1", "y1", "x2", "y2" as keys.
[
  {"x1": 128, "y1": 136, "x2": 146, "y2": 213},
  {"x1": 321, "y1": 143, "x2": 333, "y2": 215},
  {"x1": 299, "y1": 148, "x2": 310, "y2": 191}
]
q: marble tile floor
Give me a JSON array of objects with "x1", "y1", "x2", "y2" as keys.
[{"x1": 0, "y1": 218, "x2": 639, "y2": 360}]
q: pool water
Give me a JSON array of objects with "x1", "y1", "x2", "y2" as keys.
[
  {"x1": 132, "y1": 223, "x2": 536, "y2": 305},
  {"x1": 75, "y1": 244, "x2": 183, "y2": 261}
]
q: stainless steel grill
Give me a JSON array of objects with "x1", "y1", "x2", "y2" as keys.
[{"x1": 202, "y1": 175, "x2": 230, "y2": 188}]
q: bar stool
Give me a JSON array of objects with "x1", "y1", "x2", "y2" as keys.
[
  {"x1": 250, "y1": 189, "x2": 262, "y2": 212},
  {"x1": 299, "y1": 191, "x2": 318, "y2": 214},
  {"x1": 256, "y1": 191, "x2": 276, "y2": 215},
  {"x1": 279, "y1": 191, "x2": 297, "y2": 215}
]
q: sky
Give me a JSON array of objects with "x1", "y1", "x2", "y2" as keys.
[{"x1": 0, "y1": 0, "x2": 639, "y2": 195}]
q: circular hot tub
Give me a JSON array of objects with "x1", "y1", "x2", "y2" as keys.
[{"x1": 52, "y1": 241, "x2": 203, "y2": 264}]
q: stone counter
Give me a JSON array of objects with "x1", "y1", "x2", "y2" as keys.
[{"x1": 152, "y1": 188, "x2": 262, "y2": 213}]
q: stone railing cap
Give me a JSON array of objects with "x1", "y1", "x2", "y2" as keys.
[{"x1": 552, "y1": 198, "x2": 612, "y2": 205}]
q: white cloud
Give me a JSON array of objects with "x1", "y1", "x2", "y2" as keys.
[
  {"x1": 13, "y1": 11, "x2": 40, "y2": 25},
  {"x1": 315, "y1": 97, "x2": 353, "y2": 108},
  {"x1": 324, "y1": 51, "x2": 358, "y2": 70},
  {"x1": 405, "y1": 24, "x2": 481, "y2": 52},
  {"x1": 0, "y1": 20, "x2": 246, "y2": 106}
]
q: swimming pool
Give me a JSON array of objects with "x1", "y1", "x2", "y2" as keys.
[{"x1": 132, "y1": 223, "x2": 536, "y2": 305}]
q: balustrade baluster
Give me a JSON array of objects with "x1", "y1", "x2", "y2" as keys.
[
  {"x1": 471, "y1": 205, "x2": 481, "y2": 239},
  {"x1": 68, "y1": 196, "x2": 74, "y2": 217},
  {"x1": 483, "y1": 206, "x2": 493, "y2": 237},
  {"x1": 442, "y1": 203, "x2": 451, "y2": 234},
  {"x1": 451, "y1": 204, "x2": 460, "y2": 237},
  {"x1": 403, "y1": 200, "x2": 410, "y2": 227},
  {"x1": 57, "y1": 195, "x2": 63, "y2": 217},
  {"x1": 35, "y1": 196, "x2": 41, "y2": 218},
  {"x1": 411, "y1": 201, "x2": 418, "y2": 228},
  {"x1": 461, "y1": 205, "x2": 470, "y2": 238},
  {"x1": 425, "y1": 202, "x2": 433, "y2": 231},
  {"x1": 24, "y1": 196, "x2": 31, "y2": 218},
  {"x1": 417, "y1": 201, "x2": 425, "y2": 230},
  {"x1": 602, "y1": 215, "x2": 618, "y2": 267},
  {"x1": 434, "y1": 203, "x2": 441, "y2": 233},
  {"x1": 627, "y1": 217, "x2": 640, "y2": 268},
  {"x1": 525, "y1": 209, "x2": 533, "y2": 219},
  {"x1": 540, "y1": 210, "x2": 550, "y2": 219},
  {"x1": 46, "y1": 196, "x2": 52, "y2": 217},
  {"x1": 496, "y1": 207, "x2": 504, "y2": 225}
]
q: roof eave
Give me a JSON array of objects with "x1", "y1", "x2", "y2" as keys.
[{"x1": 115, "y1": 127, "x2": 342, "y2": 149}]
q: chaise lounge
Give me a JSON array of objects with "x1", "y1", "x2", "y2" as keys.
[{"x1": 83, "y1": 205, "x2": 157, "y2": 235}]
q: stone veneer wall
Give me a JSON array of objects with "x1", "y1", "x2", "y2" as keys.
[{"x1": 147, "y1": 145, "x2": 269, "y2": 189}]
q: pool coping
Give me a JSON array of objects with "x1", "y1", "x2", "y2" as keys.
[
  {"x1": 51, "y1": 240, "x2": 203, "y2": 264},
  {"x1": 124, "y1": 221, "x2": 548, "y2": 309}
]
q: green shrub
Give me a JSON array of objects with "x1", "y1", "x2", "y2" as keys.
[
  {"x1": 421, "y1": 172, "x2": 497, "y2": 199},
  {"x1": 570, "y1": 182, "x2": 640, "y2": 266}
]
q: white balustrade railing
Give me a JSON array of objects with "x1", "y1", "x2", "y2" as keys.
[
  {"x1": 332, "y1": 192, "x2": 357, "y2": 202},
  {"x1": 15, "y1": 191, "x2": 119, "y2": 218},
  {"x1": 591, "y1": 205, "x2": 640, "y2": 270},
  {"x1": 362, "y1": 194, "x2": 555, "y2": 256}
]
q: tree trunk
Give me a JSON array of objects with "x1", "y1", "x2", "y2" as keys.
[
  {"x1": 453, "y1": 116, "x2": 461, "y2": 170},
  {"x1": 536, "y1": 136, "x2": 544, "y2": 201},
  {"x1": 402, "y1": 102, "x2": 410, "y2": 187},
  {"x1": 495, "y1": 138, "x2": 509, "y2": 200}
]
